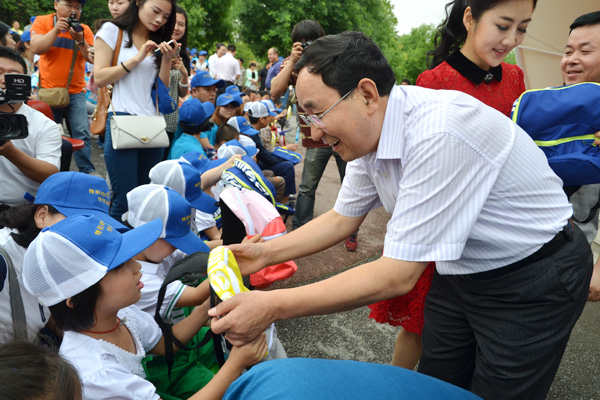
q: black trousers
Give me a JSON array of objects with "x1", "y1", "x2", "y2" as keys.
[{"x1": 418, "y1": 224, "x2": 592, "y2": 400}]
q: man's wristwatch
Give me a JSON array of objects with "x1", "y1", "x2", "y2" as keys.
[{"x1": 76, "y1": 40, "x2": 85, "y2": 46}]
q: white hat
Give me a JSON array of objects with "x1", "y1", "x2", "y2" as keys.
[
  {"x1": 125, "y1": 184, "x2": 210, "y2": 254},
  {"x1": 247, "y1": 102, "x2": 276, "y2": 118}
]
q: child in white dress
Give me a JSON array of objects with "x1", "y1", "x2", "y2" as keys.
[{"x1": 21, "y1": 215, "x2": 267, "y2": 400}]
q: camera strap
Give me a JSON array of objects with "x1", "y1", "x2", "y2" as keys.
[{"x1": 40, "y1": 15, "x2": 79, "y2": 90}]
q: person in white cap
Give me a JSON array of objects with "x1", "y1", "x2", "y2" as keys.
[
  {"x1": 21, "y1": 214, "x2": 267, "y2": 400},
  {"x1": 124, "y1": 184, "x2": 211, "y2": 323}
]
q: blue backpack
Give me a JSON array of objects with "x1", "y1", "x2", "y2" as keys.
[{"x1": 511, "y1": 82, "x2": 600, "y2": 186}]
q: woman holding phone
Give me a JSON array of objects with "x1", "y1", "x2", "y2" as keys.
[{"x1": 93, "y1": 0, "x2": 179, "y2": 219}]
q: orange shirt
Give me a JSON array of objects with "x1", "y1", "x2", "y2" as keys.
[{"x1": 31, "y1": 13, "x2": 93, "y2": 94}]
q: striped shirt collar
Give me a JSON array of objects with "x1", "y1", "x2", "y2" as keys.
[{"x1": 376, "y1": 85, "x2": 407, "y2": 160}]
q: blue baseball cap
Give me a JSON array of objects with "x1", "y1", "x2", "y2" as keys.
[
  {"x1": 22, "y1": 214, "x2": 162, "y2": 306},
  {"x1": 191, "y1": 48, "x2": 197, "y2": 55},
  {"x1": 225, "y1": 85, "x2": 240, "y2": 95},
  {"x1": 191, "y1": 70, "x2": 224, "y2": 88},
  {"x1": 216, "y1": 139, "x2": 259, "y2": 159},
  {"x1": 20, "y1": 30, "x2": 31, "y2": 42},
  {"x1": 33, "y1": 171, "x2": 127, "y2": 231},
  {"x1": 179, "y1": 98, "x2": 212, "y2": 126},
  {"x1": 125, "y1": 185, "x2": 210, "y2": 254},
  {"x1": 227, "y1": 116, "x2": 259, "y2": 136},
  {"x1": 149, "y1": 160, "x2": 219, "y2": 215},
  {"x1": 262, "y1": 99, "x2": 282, "y2": 113},
  {"x1": 199, "y1": 50, "x2": 208, "y2": 56},
  {"x1": 216, "y1": 94, "x2": 242, "y2": 107},
  {"x1": 179, "y1": 151, "x2": 227, "y2": 174}
]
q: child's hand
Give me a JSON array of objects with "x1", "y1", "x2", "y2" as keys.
[
  {"x1": 228, "y1": 332, "x2": 267, "y2": 369},
  {"x1": 284, "y1": 144, "x2": 299, "y2": 152}
]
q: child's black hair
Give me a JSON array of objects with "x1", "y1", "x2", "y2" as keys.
[
  {"x1": 49, "y1": 278, "x2": 104, "y2": 332},
  {"x1": 179, "y1": 119, "x2": 214, "y2": 135},
  {"x1": 215, "y1": 124, "x2": 239, "y2": 145},
  {"x1": 248, "y1": 115, "x2": 261, "y2": 125},
  {"x1": 0, "y1": 203, "x2": 60, "y2": 248}
]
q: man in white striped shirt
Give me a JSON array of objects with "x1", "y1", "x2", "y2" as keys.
[{"x1": 208, "y1": 31, "x2": 592, "y2": 400}]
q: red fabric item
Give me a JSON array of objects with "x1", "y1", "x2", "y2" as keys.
[
  {"x1": 368, "y1": 262, "x2": 435, "y2": 335},
  {"x1": 249, "y1": 218, "x2": 297, "y2": 289},
  {"x1": 416, "y1": 61, "x2": 525, "y2": 117}
]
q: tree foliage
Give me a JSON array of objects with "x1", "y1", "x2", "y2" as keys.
[
  {"x1": 393, "y1": 23, "x2": 438, "y2": 84},
  {"x1": 234, "y1": 0, "x2": 400, "y2": 66}
]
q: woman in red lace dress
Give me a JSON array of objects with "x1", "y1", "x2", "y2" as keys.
[{"x1": 368, "y1": 0, "x2": 537, "y2": 369}]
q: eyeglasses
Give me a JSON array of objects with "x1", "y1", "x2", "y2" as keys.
[
  {"x1": 58, "y1": 1, "x2": 83, "y2": 11},
  {"x1": 299, "y1": 88, "x2": 355, "y2": 129}
]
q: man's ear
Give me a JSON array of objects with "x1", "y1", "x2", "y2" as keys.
[
  {"x1": 65, "y1": 297, "x2": 74, "y2": 309},
  {"x1": 355, "y1": 78, "x2": 380, "y2": 116},
  {"x1": 34, "y1": 205, "x2": 49, "y2": 230}
]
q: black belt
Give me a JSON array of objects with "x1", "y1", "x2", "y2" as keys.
[{"x1": 460, "y1": 220, "x2": 574, "y2": 280}]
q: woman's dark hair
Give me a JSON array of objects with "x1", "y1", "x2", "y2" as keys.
[
  {"x1": 175, "y1": 5, "x2": 190, "y2": 75},
  {"x1": 294, "y1": 31, "x2": 396, "y2": 97},
  {"x1": 428, "y1": 0, "x2": 538, "y2": 68},
  {"x1": 291, "y1": 20, "x2": 325, "y2": 43},
  {"x1": 0, "y1": 341, "x2": 82, "y2": 400},
  {"x1": 15, "y1": 39, "x2": 28, "y2": 54},
  {"x1": 570, "y1": 10, "x2": 600, "y2": 33},
  {"x1": 0, "y1": 21, "x2": 10, "y2": 46},
  {"x1": 0, "y1": 45, "x2": 26, "y2": 74},
  {"x1": 49, "y1": 281, "x2": 102, "y2": 332},
  {"x1": 179, "y1": 118, "x2": 213, "y2": 135},
  {"x1": 215, "y1": 124, "x2": 239, "y2": 145},
  {"x1": 0, "y1": 204, "x2": 60, "y2": 248},
  {"x1": 97, "y1": 0, "x2": 177, "y2": 69}
]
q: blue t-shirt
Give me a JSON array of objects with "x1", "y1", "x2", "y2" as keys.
[
  {"x1": 168, "y1": 134, "x2": 206, "y2": 160},
  {"x1": 200, "y1": 124, "x2": 218, "y2": 146}
]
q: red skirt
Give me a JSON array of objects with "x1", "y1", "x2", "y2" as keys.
[{"x1": 368, "y1": 262, "x2": 435, "y2": 335}]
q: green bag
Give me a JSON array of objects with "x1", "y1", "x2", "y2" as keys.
[{"x1": 143, "y1": 318, "x2": 219, "y2": 399}]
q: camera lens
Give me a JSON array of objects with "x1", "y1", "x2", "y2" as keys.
[{"x1": 0, "y1": 117, "x2": 12, "y2": 135}]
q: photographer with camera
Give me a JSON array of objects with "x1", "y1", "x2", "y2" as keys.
[
  {"x1": 29, "y1": 0, "x2": 97, "y2": 176},
  {"x1": 0, "y1": 47, "x2": 61, "y2": 210}
]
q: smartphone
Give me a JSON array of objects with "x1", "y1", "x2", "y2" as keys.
[{"x1": 154, "y1": 40, "x2": 177, "y2": 56}]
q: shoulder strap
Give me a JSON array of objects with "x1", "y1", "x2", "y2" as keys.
[
  {"x1": 0, "y1": 246, "x2": 27, "y2": 338},
  {"x1": 154, "y1": 252, "x2": 213, "y2": 383},
  {"x1": 112, "y1": 29, "x2": 124, "y2": 67}
]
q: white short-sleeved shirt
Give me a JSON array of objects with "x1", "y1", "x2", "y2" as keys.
[
  {"x1": 216, "y1": 52, "x2": 241, "y2": 84},
  {"x1": 335, "y1": 86, "x2": 572, "y2": 275},
  {"x1": 0, "y1": 228, "x2": 49, "y2": 342},
  {"x1": 0, "y1": 104, "x2": 61, "y2": 206},
  {"x1": 60, "y1": 305, "x2": 162, "y2": 400},
  {"x1": 136, "y1": 260, "x2": 186, "y2": 324},
  {"x1": 208, "y1": 53, "x2": 219, "y2": 78},
  {"x1": 95, "y1": 22, "x2": 158, "y2": 116},
  {"x1": 195, "y1": 209, "x2": 217, "y2": 232}
]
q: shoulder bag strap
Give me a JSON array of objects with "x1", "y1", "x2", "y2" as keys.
[
  {"x1": 0, "y1": 246, "x2": 27, "y2": 339},
  {"x1": 107, "y1": 29, "x2": 124, "y2": 115}
]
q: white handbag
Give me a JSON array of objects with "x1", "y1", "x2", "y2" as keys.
[{"x1": 109, "y1": 81, "x2": 169, "y2": 150}]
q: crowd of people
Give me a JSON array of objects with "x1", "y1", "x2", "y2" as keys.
[{"x1": 1, "y1": 0, "x2": 600, "y2": 398}]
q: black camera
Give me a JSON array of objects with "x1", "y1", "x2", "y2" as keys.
[
  {"x1": 67, "y1": 12, "x2": 84, "y2": 33},
  {"x1": 301, "y1": 40, "x2": 313, "y2": 50},
  {"x1": 0, "y1": 74, "x2": 31, "y2": 146}
]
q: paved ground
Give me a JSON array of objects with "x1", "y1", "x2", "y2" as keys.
[{"x1": 83, "y1": 114, "x2": 600, "y2": 399}]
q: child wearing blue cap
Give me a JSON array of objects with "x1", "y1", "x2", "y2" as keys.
[
  {"x1": 211, "y1": 94, "x2": 243, "y2": 127},
  {"x1": 149, "y1": 160, "x2": 222, "y2": 248},
  {"x1": 124, "y1": 184, "x2": 211, "y2": 324},
  {"x1": 21, "y1": 215, "x2": 266, "y2": 400},
  {"x1": 168, "y1": 98, "x2": 215, "y2": 160},
  {"x1": 0, "y1": 172, "x2": 124, "y2": 343}
]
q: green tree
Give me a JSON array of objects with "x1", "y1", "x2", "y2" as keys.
[
  {"x1": 393, "y1": 23, "x2": 438, "y2": 84},
  {"x1": 178, "y1": 0, "x2": 235, "y2": 52},
  {"x1": 234, "y1": 0, "x2": 400, "y2": 67}
]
